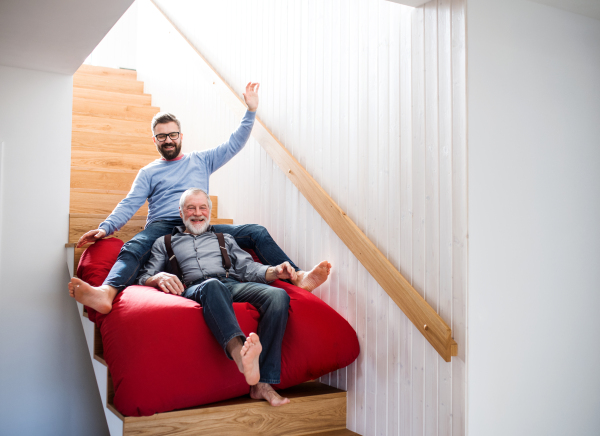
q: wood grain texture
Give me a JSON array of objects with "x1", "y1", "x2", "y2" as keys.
[
  {"x1": 77, "y1": 64, "x2": 137, "y2": 79},
  {"x1": 73, "y1": 97, "x2": 159, "y2": 122},
  {"x1": 72, "y1": 114, "x2": 152, "y2": 138},
  {"x1": 70, "y1": 189, "x2": 148, "y2": 216},
  {"x1": 122, "y1": 382, "x2": 346, "y2": 436},
  {"x1": 71, "y1": 131, "x2": 157, "y2": 155},
  {"x1": 73, "y1": 87, "x2": 152, "y2": 106},
  {"x1": 149, "y1": 0, "x2": 456, "y2": 363},
  {"x1": 71, "y1": 167, "x2": 138, "y2": 192},
  {"x1": 71, "y1": 150, "x2": 158, "y2": 172},
  {"x1": 74, "y1": 73, "x2": 145, "y2": 94}
]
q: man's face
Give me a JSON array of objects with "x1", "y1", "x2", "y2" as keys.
[
  {"x1": 180, "y1": 193, "x2": 211, "y2": 235},
  {"x1": 153, "y1": 121, "x2": 183, "y2": 160}
]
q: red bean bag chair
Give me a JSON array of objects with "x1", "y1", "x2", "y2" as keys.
[{"x1": 77, "y1": 237, "x2": 359, "y2": 417}]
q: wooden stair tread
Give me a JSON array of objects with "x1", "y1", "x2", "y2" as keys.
[
  {"x1": 74, "y1": 73, "x2": 145, "y2": 95},
  {"x1": 73, "y1": 114, "x2": 152, "y2": 138},
  {"x1": 72, "y1": 130, "x2": 156, "y2": 154},
  {"x1": 77, "y1": 64, "x2": 137, "y2": 79},
  {"x1": 110, "y1": 379, "x2": 347, "y2": 436},
  {"x1": 73, "y1": 87, "x2": 152, "y2": 106},
  {"x1": 73, "y1": 97, "x2": 159, "y2": 122}
]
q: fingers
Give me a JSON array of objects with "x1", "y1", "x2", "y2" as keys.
[{"x1": 159, "y1": 274, "x2": 184, "y2": 295}]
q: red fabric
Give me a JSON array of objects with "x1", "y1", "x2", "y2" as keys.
[
  {"x1": 77, "y1": 238, "x2": 124, "y2": 323},
  {"x1": 79, "y1": 242, "x2": 360, "y2": 417}
]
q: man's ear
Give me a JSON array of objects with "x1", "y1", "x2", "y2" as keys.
[{"x1": 179, "y1": 207, "x2": 183, "y2": 219}]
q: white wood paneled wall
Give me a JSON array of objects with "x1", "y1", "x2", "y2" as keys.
[{"x1": 110, "y1": 0, "x2": 468, "y2": 434}]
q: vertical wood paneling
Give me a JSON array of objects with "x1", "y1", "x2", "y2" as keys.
[{"x1": 125, "y1": 1, "x2": 468, "y2": 434}]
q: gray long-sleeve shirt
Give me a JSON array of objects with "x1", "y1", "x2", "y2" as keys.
[{"x1": 137, "y1": 226, "x2": 270, "y2": 286}]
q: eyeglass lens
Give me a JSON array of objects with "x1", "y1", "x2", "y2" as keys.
[{"x1": 156, "y1": 132, "x2": 180, "y2": 141}]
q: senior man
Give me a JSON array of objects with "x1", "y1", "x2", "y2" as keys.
[{"x1": 136, "y1": 188, "x2": 304, "y2": 406}]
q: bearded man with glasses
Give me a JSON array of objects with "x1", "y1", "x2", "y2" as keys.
[{"x1": 68, "y1": 82, "x2": 331, "y2": 314}]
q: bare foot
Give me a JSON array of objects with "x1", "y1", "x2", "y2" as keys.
[
  {"x1": 291, "y1": 260, "x2": 332, "y2": 292},
  {"x1": 68, "y1": 277, "x2": 116, "y2": 314},
  {"x1": 240, "y1": 333, "x2": 262, "y2": 385},
  {"x1": 250, "y1": 383, "x2": 290, "y2": 407}
]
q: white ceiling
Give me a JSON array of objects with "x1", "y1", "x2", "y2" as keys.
[
  {"x1": 530, "y1": 0, "x2": 600, "y2": 21},
  {"x1": 0, "y1": 0, "x2": 135, "y2": 75}
]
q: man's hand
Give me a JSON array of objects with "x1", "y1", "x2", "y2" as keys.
[
  {"x1": 77, "y1": 228, "x2": 107, "y2": 248},
  {"x1": 243, "y1": 82, "x2": 260, "y2": 112},
  {"x1": 145, "y1": 272, "x2": 185, "y2": 295},
  {"x1": 266, "y1": 261, "x2": 297, "y2": 282}
]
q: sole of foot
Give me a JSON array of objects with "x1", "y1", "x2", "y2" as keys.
[
  {"x1": 250, "y1": 383, "x2": 290, "y2": 407},
  {"x1": 68, "y1": 277, "x2": 113, "y2": 314},
  {"x1": 240, "y1": 333, "x2": 262, "y2": 386},
  {"x1": 292, "y1": 260, "x2": 332, "y2": 292}
]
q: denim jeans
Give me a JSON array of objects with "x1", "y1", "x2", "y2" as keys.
[
  {"x1": 182, "y1": 277, "x2": 290, "y2": 384},
  {"x1": 103, "y1": 221, "x2": 299, "y2": 291}
]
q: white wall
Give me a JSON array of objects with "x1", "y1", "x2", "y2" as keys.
[
  {"x1": 0, "y1": 65, "x2": 109, "y2": 436},
  {"x1": 467, "y1": 1, "x2": 600, "y2": 435},
  {"x1": 133, "y1": 1, "x2": 468, "y2": 435}
]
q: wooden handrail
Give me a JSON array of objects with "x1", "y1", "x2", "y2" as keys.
[{"x1": 150, "y1": 1, "x2": 457, "y2": 361}]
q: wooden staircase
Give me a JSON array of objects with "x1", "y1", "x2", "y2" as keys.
[{"x1": 68, "y1": 65, "x2": 358, "y2": 436}]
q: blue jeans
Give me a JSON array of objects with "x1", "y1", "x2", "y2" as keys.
[
  {"x1": 103, "y1": 221, "x2": 299, "y2": 291},
  {"x1": 182, "y1": 277, "x2": 290, "y2": 384}
]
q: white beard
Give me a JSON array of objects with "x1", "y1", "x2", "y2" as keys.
[{"x1": 184, "y1": 215, "x2": 211, "y2": 235}]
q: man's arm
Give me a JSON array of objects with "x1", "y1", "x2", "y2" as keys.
[
  {"x1": 77, "y1": 170, "x2": 151, "y2": 247},
  {"x1": 204, "y1": 83, "x2": 260, "y2": 174},
  {"x1": 265, "y1": 262, "x2": 297, "y2": 282},
  {"x1": 137, "y1": 236, "x2": 185, "y2": 295}
]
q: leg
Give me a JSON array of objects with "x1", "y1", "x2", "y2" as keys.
[
  {"x1": 183, "y1": 279, "x2": 260, "y2": 385},
  {"x1": 213, "y1": 224, "x2": 332, "y2": 291},
  {"x1": 69, "y1": 219, "x2": 182, "y2": 313},
  {"x1": 212, "y1": 224, "x2": 299, "y2": 270},
  {"x1": 225, "y1": 279, "x2": 290, "y2": 385}
]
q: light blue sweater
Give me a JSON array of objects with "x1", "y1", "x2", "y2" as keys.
[{"x1": 99, "y1": 110, "x2": 256, "y2": 236}]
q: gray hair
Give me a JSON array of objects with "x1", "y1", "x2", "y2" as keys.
[
  {"x1": 151, "y1": 112, "x2": 181, "y2": 134},
  {"x1": 179, "y1": 188, "x2": 212, "y2": 211}
]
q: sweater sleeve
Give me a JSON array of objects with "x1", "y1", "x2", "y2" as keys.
[
  {"x1": 99, "y1": 169, "x2": 151, "y2": 236},
  {"x1": 204, "y1": 110, "x2": 256, "y2": 174}
]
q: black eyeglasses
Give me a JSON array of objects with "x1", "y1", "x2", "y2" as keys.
[{"x1": 154, "y1": 132, "x2": 180, "y2": 142}]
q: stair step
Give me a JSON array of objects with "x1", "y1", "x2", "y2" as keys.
[
  {"x1": 77, "y1": 64, "x2": 138, "y2": 79},
  {"x1": 73, "y1": 97, "x2": 160, "y2": 122},
  {"x1": 70, "y1": 188, "x2": 148, "y2": 216},
  {"x1": 71, "y1": 149, "x2": 158, "y2": 173},
  {"x1": 74, "y1": 87, "x2": 152, "y2": 106},
  {"x1": 72, "y1": 131, "x2": 156, "y2": 155},
  {"x1": 71, "y1": 166, "x2": 139, "y2": 192},
  {"x1": 109, "y1": 379, "x2": 348, "y2": 436},
  {"x1": 74, "y1": 72, "x2": 145, "y2": 95},
  {"x1": 73, "y1": 114, "x2": 151, "y2": 138}
]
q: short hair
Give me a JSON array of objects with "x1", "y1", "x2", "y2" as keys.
[
  {"x1": 179, "y1": 188, "x2": 212, "y2": 211},
  {"x1": 151, "y1": 112, "x2": 181, "y2": 134}
]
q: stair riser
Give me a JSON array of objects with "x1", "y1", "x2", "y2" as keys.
[
  {"x1": 77, "y1": 64, "x2": 137, "y2": 79},
  {"x1": 70, "y1": 190, "x2": 149, "y2": 216},
  {"x1": 73, "y1": 114, "x2": 151, "y2": 138},
  {"x1": 73, "y1": 97, "x2": 159, "y2": 122},
  {"x1": 72, "y1": 131, "x2": 156, "y2": 155},
  {"x1": 74, "y1": 73, "x2": 145, "y2": 94},
  {"x1": 72, "y1": 150, "x2": 158, "y2": 173},
  {"x1": 74, "y1": 87, "x2": 152, "y2": 106},
  {"x1": 122, "y1": 396, "x2": 346, "y2": 436}
]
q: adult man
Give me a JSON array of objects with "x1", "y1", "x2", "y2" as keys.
[
  {"x1": 138, "y1": 188, "x2": 295, "y2": 406},
  {"x1": 69, "y1": 83, "x2": 331, "y2": 313}
]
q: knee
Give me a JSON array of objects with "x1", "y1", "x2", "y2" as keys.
[
  {"x1": 200, "y1": 280, "x2": 230, "y2": 303},
  {"x1": 121, "y1": 237, "x2": 153, "y2": 259},
  {"x1": 269, "y1": 289, "x2": 290, "y2": 312},
  {"x1": 247, "y1": 224, "x2": 270, "y2": 239}
]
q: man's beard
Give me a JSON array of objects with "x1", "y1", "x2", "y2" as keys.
[
  {"x1": 157, "y1": 140, "x2": 182, "y2": 160},
  {"x1": 183, "y1": 215, "x2": 211, "y2": 235}
]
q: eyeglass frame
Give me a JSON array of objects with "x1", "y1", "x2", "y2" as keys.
[{"x1": 154, "y1": 131, "x2": 181, "y2": 142}]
